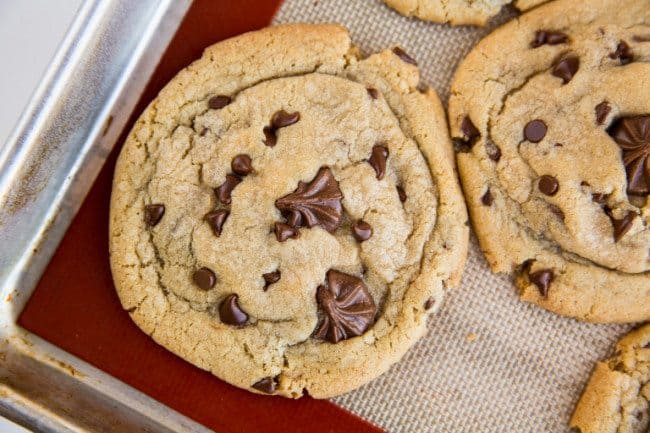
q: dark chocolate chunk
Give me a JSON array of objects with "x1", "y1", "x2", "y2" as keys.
[
  {"x1": 204, "y1": 209, "x2": 229, "y2": 237},
  {"x1": 481, "y1": 189, "x2": 494, "y2": 206},
  {"x1": 609, "y1": 41, "x2": 633, "y2": 65},
  {"x1": 313, "y1": 270, "x2": 376, "y2": 343},
  {"x1": 608, "y1": 115, "x2": 650, "y2": 196},
  {"x1": 529, "y1": 269, "x2": 553, "y2": 297},
  {"x1": 552, "y1": 56, "x2": 580, "y2": 84},
  {"x1": 368, "y1": 144, "x2": 389, "y2": 180},
  {"x1": 252, "y1": 377, "x2": 277, "y2": 394},
  {"x1": 610, "y1": 211, "x2": 636, "y2": 242},
  {"x1": 531, "y1": 30, "x2": 568, "y2": 48},
  {"x1": 524, "y1": 120, "x2": 547, "y2": 143},
  {"x1": 144, "y1": 204, "x2": 165, "y2": 227},
  {"x1": 595, "y1": 101, "x2": 611, "y2": 125},
  {"x1": 263, "y1": 270, "x2": 281, "y2": 290},
  {"x1": 424, "y1": 297, "x2": 435, "y2": 310},
  {"x1": 219, "y1": 294, "x2": 248, "y2": 326},
  {"x1": 263, "y1": 126, "x2": 277, "y2": 147},
  {"x1": 193, "y1": 267, "x2": 217, "y2": 290},
  {"x1": 275, "y1": 167, "x2": 343, "y2": 233},
  {"x1": 352, "y1": 220, "x2": 373, "y2": 242},
  {"x1": 231, "y1": 154, "x2": 253, "y2": 176},
  {"x1": 271, "y1": 110, "x2": 300, "y2": 128},
  {"x1": 367, "y1": 88, "x2": 379, "y2": 99},
  {"x1": 461, "y1": 116, "x2": 480, "y2": 145},
  {"x1": 208, "y1": 95, "x2": 231, "y2": 109},
  {"x1": 392, "y1": 47, "x2": 417, "y2": 65},
  {"x1": 274, "y1": 222, "x2": 300, "y2": 242},
  {"x1": 538, "y1": 175, "x2": 559, "y2": 196},
  {"x1": 397, "y1": 185, "x2": 407, "y2": 202},
  {"x1": 215, "y1": 174, "x2": 242, "y2": 205},
  {"x1": 485, "y1": 140, "x2": 502, "y2": 162}
]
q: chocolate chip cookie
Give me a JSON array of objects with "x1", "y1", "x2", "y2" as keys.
[
  {"x1": 383, "y1": 0, "x2": 548, "y2": 26},
  {"x1": 110, "y1": 24, "x2": 468, "y2": 398},
  {"x1": 571, "y1": 324, "x2": 650, "y2": 433},
  {"x1": 449, "y1": 0, "x2": 650, "y2": 322}
]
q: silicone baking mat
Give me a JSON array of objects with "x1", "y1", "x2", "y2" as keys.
[{"x1": 19, "y1": 1, "x2": 636, "y2": 432}]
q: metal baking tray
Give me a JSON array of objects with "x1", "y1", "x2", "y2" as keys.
[{"x1": 0, "y1": 1, "x2": 206, "y2": 431}]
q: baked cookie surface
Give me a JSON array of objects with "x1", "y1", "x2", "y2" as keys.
[
  {"x1": 571, "y1": 324, "x2": 650, "y2": 433},
  {"x1": 110, "y1": 24, "x2": 468, "y2": 398},
  {"x1": 449, "y1": 0, "x2": 650, "y2": 322},
  {"x1": 383, "y1": 0, "x2": 548, "y2": 26}
]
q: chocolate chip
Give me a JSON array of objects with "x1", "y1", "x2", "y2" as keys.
[
  {"x1": 367, "y1": 88, "x2": 379, "y2": 99},
  {"x1": 531, "y1": 30, "x2": 568, "y2": 48},
  {"x1": 274, "y1": 222, "x2": 300, "y2": 242},
  {"x1": 552, "y1": 56, "x2": 580, "y2": 84},
  {"x1": 263, "y1": 270, "x2": 281, "y2": 290},
  {"x1": 392, "y1": 47, "x2": 417, "y2": 65},
  {"x1": 368, "y1": 144, "x2": 389, "y2": 180},
  {"x1": 313, "y1": 270, "x2": 376, "y2": 343},
  {"x1": 529, "y1": 269, "x2": 553, "y2": 297},
  {"x1": 595, "y1": 101, "x2": 611, "y2": 125},
  {"x1": 538, "y1": 175, "x2": 559, "y2": 196},
  {"x1": 453, "y1": 138, "x2": 472, "y2": 153},
  {"x1": 193, "y1": 267, "x2": 216, "y2": 290},
  {"x1": 215, "y1": 174, "x2": 242, "y2": 205},
  {"x1": 199, "y1": 127, "x2": 208, "y2": 137},
  {"x1": 485, "y1": 140, "x2": 501, "y2": 162},
  {"x1": 548, "y1": 204, "x2": 565, "y2": 221},
  {"x1": 397, "y1": 185, "x2": 407, "y2": 202},
  {"x1": 275, "y1": 167, "x2": 343, "y2": 233},
  {"x1": 231, "y1": 154, "x2": 253, "y2": 176},
  {"x1": 424, "y1": 297, "x2": 435, "y2": 310},
  {"x1": 144, "y1": 204, "x2": 165, "y2": 227},
  {"x1": 352, "y1": 220, "x2": 373, "y2": 242},
  {"x1": 524, "y1": 120, "x2": 547, "y2": 143},
  {"x1": 609, "y1": 41, "x2": 633, "y2": 65},
  {"x1": 263, "y1": 126, "x2": 277, "y2": 147},
  {"x1": 252, "y1": 376, "x2": 277, "y2": 394},
  {"x1": 219, "y1": 294, "x2": 248, "y2": 326},
  {"x1": 481, "y1": 189, "x2": 494, "y2": 206},
  {"x1": 208, "y1": 95, "x2": 232, "y2": 109},
  {"x1": 461, "y1": 116, "x2": 480, "y2": 144},
  {"x1": 608, "y1": 115, "x2": 650, "y2": 196},
  {"x1": 271, "y1": 110, "x2": 300, "y2": 128},
  {"x1": 204, "y1": 209, "x2": 229, "y2": 237},
  {"x1": 611, "y1": 211, "x2": 636, "y2": 242},
  {"x1": 592, "y1": 193, "x2": 607, "y2": 204}
]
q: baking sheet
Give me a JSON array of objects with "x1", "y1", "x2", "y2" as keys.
[{"x1": 273, "y1": 1, "x2": 632, "y2": 432}]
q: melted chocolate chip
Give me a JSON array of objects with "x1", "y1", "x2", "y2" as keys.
[
  {"x1": 397, "y1": 185, "x2": 407, "y2": 202},
  {"x1": 367, "y1": 88, "x2": 379, "y2": 99},
  {"x1": 368, "y1": 145, "x2": 389, "y2": 180},
  {"x1": 208, "y1": 95, "x2": 232, "y2": 109},
  {"x1": 424, "y1": 297, "x2": 435, "y2": 310},
  {"x1": 610, "y1": 41, "x2": 633, "y2": 65},
  {"x1": 263, "y1": 126, "x2": 277, "y2": 147},
  {"x1": 485, "y1": 140, "x2": 501, "y2": 162},
  {"x1": 392, "y1": 47, "x2": 417, "y2": 65},
  {"x1": 204, "y1": 209, "x2": 229, "y2": 237},
  {"x1": 219, "y1": 294, "x2": 248, "y2": 326},
  {"x1": 252, "y1": 377, "x2": 277, "y2": 394},
  {"x1": 461, "y1": 116, "x2": 480, "y2": 145},
  {"x1": 263, "y1": 270, "x2": 281, "y2": 290},
  {"x1": 538, "y1": 175, "x2": 559, "y2": 196},
  {"x1": 144, "y1": 204, "x2": 165, "y2": 227},
  {"x1": 529, "y1": 269, "x2": 553, "y2": 297},
  {"x1": 193, "y1": 267, "x2": 217, "y2": 290},
  {"x1": 524, "y1": 120, "x2": 547, "y2": 143},
  {"x1": 313, "y1": 270, "x2": 376, "y2": 343},
  {"x1": 552, "y1": 56, "x2": 580, "y2": 84},
  {"x1": 231, "y1": 154, "x2": 253, "y2": 176},
  {"x1": 608, "y1": 115, "x2": 650, "y2": 196},
  {"x1": 481, "y1": 189, "x2": 494, "y2": 206},
  {"x1": 274, "y1": 222, "x2": 300, "y2": 242},
  {"x1": 595, "y1": 101, "x2": 611, "y2": 125},
  {"x1": 611, "y1": 211, "x2": 636, "y2": 242},
  {"x1": 531, "y1": 30, "x2": 568, "y2": 48},
  {"x1": 271, "y1": 110, "x2": 300, "y2": 128},
  {"x1": 215, "y1": 174, "x2": 242, "y2": 205},
  {"x1": 352, "y1": 220, "x2": 373, "y2": 242},
  {"x1": 276, "y1": 167, "x2": 343, "y2": 233}
]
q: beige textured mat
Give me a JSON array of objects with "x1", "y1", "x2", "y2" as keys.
[{"x1": 274, "y1": 1, "x2": 636, "y2": 432}]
